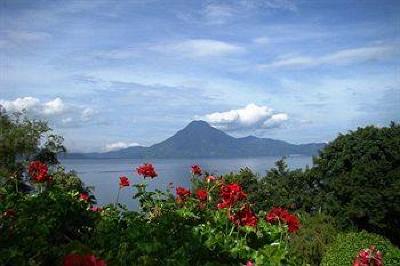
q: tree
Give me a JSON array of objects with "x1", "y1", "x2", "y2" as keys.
[
  {"x1": 0, "y1": 110, "x2": 65, "y2": 188},
  {"x1": 314, "y1": 123, "x2": 400, "y2": 244}
]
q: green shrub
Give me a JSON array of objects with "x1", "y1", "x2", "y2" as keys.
[
  {"x1": 321, "y1": 231, "x2": 400, "y2": 266},
  {"x1": 0, "y1": 187, "x2": 97, "y2": 266},
  {"x1": 288, "y1": 212, "x2": 339, "y2": 265}
]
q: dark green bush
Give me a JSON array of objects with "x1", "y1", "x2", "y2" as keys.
[
  {"x1": 259, "y1": 160, "x2": 322, "y2": 212},
  {"x1": 321, "y1": 231, "x2": 400, "y2": 266},
  {"x1": 315, "y1": 123, "x2": 400, "y2": 244},
  {"x1": 288, "y1": 212, "x2": 339, "y2": 266}
]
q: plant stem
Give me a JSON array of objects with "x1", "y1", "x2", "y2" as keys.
[
  {"x1": 115, "y1": 187, "x2": 121, "y2": 206},
  {"x1": 229, "y1": 225, "x2": 235, "y2": 236}
]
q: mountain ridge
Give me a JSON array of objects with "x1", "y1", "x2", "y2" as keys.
[{"x1": 63, "y1": 120, "x2": 326, "y2": 159}]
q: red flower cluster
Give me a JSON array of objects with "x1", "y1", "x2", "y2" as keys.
[
  {"x1": 136, "y1": 163, "x2": 158, "y2": 178},
  {"x1": 176, "y1": 186, "x2": 191, "y2": 202},
  {"x1": 229, "y1": 205, "x2": 258, "y2": 227},
  {"x1": 191, "y1": 164, "x2": 202, "y2": 176},
  {"x1": 217, "y1": 183, "x2": 247, "y2": 209},
  {"x1": 79, "y1": 192, "x2": 90, "y2": 202},
  {"x1": 265, "y1": 207, "x2": 300, "y2": 233},
  {"x1": 196, "y1": 189, "x2": 208, "y2": 202},
  {"x1": 353, "y1": 246, "x2": 383, "y2": 266},
  {"x1": 63, "y1": 253, "x2": 106, "y2": 266},
  {"x1": 28, "y1": 161, "x2": 48, "y2": 182},
  {"x1": 119, "y1": 176, "x2": 130, "y2": 187}
]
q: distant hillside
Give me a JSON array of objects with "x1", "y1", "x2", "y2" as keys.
[{"x1": 64, "y1": 120, "x2": 326, "y2": 159}]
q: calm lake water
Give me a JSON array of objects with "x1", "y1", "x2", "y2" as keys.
[{"x1": 62, "y1": 156, "x2": 313, "y2": 209}]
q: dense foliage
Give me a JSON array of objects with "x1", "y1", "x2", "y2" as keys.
[
  {"x1": 314, "y1": 123, "x2": 400, "y2": 244},
  {"x1": 321, "y1": 231, "x2": 400, "y2": 266}
]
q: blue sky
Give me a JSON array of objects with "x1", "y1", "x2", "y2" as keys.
[{"x1": 1, "y1": 0, "x2": 399, "y2": 152}]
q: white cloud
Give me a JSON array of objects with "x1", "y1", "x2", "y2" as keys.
[
  {"x1": 259, "y1": 45, "x2": 398, "y2": 69},
  {"x1": 104, "y1": 142, "x2": 141, "y2": 152},
  {"x1": 152, "y1": 39, "x2": 244, "y2": 57},
  {"x1": 201, "y1": 103, "x2": 288, "y2": 130},
  {"x1": 263, "y1": 113, "x2": 288, "y2": 128},
  {"x1": 42, "y1": 97, "x2": 65, "y2": 115},
  {"x1": 0, "y1": 97, "x2": 96, "y2": 127},
  {"x1": 0, "y1": 97, "x2": 40, "y2": 113}
]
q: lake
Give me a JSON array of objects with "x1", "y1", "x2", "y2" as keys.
[{"x1": 62, "y1": 156, "x2": 313, "y2": 209}]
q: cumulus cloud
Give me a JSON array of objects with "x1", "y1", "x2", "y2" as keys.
[
  {"x1": 258, "y1": 45, "x2": 398, "y2": 69},
  {"x1": 0, "y1": 97, "x2": 40, "y2": 113},
  {"x1": 201, "y1": 103, "x2": 288, "y2": 130},
  {"x1": 104, "y1": 142, "x2": 141, "y2": 152},
  {"x1": 263, "y1": 113, "x2": 288, "y2": 128},
  {"x1": 42, "y1": 97, "x2": 65, "y2": 115},
  {"x1": 152, "y1": 39, "x2": 244, "y2": 57},
  {"x1": 0, "y1": 97, "x2": 95, "y2": 127}
]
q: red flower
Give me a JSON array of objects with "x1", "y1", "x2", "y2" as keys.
[
  {"x1": 89, "y1": 206, "x2": 103, "y2": 212},
  {"x1": 191, "y1": 164, "x2": 202, "y2": 176},
  {"x1": 63, "y1": 253, "x2": 106, "y2": 266},
  {"x1": 79, "y1": 192, "x2": 90, "y2": 202},
  {"x1": 196, "y1": 189, "x2": 208, "y2": 201},
  {"x1": 136, "y1": 163, "x2": 158, "y2": 178},
  {"x1": 176, "y1": 187, "x2": 190, "y2": 199},
  {"x1": 28, "y1": 161, "x2": 48, "y2": 182},
  {"x1": 119, "y1": 176, "x2": 130, "y2": 187},
  {"x1": 206, "y1": 175, "x2": 216, "y2": 183},
  {"x1": 229, "y1": 205, "x2": 258, "y2": 227},
  {"x1": 217, "y1": 183, "x2": 247, "y2": 209},
  {"x1": 353, "y1": 246, "x2": 383, "y2": 266},
  {"x1": 265, "y1": 207, "x2": 300, "y2": 233}
]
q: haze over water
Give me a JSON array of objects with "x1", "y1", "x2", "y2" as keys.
[{"x1": 63, "y1": 156, "x2": 312, "y2": 209}]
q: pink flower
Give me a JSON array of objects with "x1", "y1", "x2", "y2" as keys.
[
  {"x1": 245, "y1": 261, "x2": 255, "y2": 266},
  {"x1": 206, "y1": 175, "x2": 216, "y2": 183}
]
